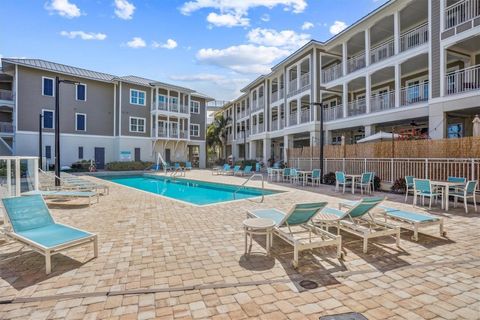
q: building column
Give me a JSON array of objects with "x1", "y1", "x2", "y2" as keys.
[
  {"x1": 167, "y1": 115, "x2": 170, "y2": 137},
  {"x1": 394, "y1": 11, "x2": 400, "y2": 55},
  {"x1": 283, "y1": 135, "x2": 290, "y2": 164},
  {"x1": 395, "y1": 63, "x2": 401, "y2": 107},
  {"x1": 297, "y1": 98, "x2": 301, "y2": 124},
  {"x1": 342, "y1": 82, "x2": 348, "y2": 118},
  {"x1": 296, "y1": 63, "x2": 301, "y2": 89},
  {"x1": 249, "y1": 140, "x2": 256, "y2": 160},
  {"x1": 325, "y1": 130, "x2": 332, "y2": 145},
  {"x1": 263, "y1": 138, "x2": 271, "y2": 164},
  {"x1": 366, "y1": 74, "x2": 371, "y2": 113},
  {"x1": 155, "y1": 87, "x2": 159, "y2": 138},
  {"x1": 167, "y1": 89, "x2": 170, "y2": 111},
  {"x1": 365, "y1": 28, "x2": 370, "y2": 66},
  {"x1": 199, "y1": 142, "x2": 206, "y2": 168},
  {"x1": 364, "y1": 124, "x2": 375, "y2": 137},
  {"x1": 310, "y1": 131, "x2": 320, "y2": 146},
  {"x1": 342, "y1": 42, "x2": 348, "y2": 76},
  {"x1": 429, "y1": 109, "x2": 446, "y2": 139}
]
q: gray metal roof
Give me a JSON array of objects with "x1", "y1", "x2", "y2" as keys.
[
  {"x1": 113, "y1": 75, "x2": 156, "y2": 87},
  {"x1": 2, "y1": 58, "x2": 115, "y2": 82}
]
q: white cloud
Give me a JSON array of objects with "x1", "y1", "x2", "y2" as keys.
[
  {"x1": 114, "y1": 0, "x2": 135, "y2": 20},
  {"x1": 60, "y1": 31, "x2": 107, "y2": 40},
  {"x1": 180, "y1": 0, "x2": 307, "y2": 15},
  {"x1": 301, "y1": 21, "x2": 314, "y2": 30},
  {"x1": 261, "y1": 14, "x2": 270, "y2": 22},
  {"x1": 126, "y1": 37, "x2": 146, "y2": 48},
  {"x1": 329, "y1": 20, "x2": 348, "y2": 35},
  {"x1": 247, "y1": 28, "x2": 310, "y2": 50},
  {"x1": 196, "y1": 44, "x2": 290, "y2": 74},
  {"x1": 206, "y1": 12, "x2": 249, "y2": 27},
  {"x1": 45, "y1": 0, "x2": 81, "y2": 18},
  {"x1": 152, "y1": 39, "x2": 178, "y2": 49}
]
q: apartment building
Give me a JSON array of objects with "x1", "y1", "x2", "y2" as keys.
[
  {"x1": 0, "y1": 59, "x2": 212, "y2": 168},
  {"x1": 218, "y1": 0, "x2": 480, "y2": 164}
]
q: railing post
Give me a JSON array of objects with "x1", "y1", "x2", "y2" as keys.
[
  {"x1": 342, "y1": 158, "x2": 345, "y2": 172},
  {"x1": 364, "y1": 158, "x2": 367, "y2": 173},
  {"x1": 34, "y1": 158, "x2": 39, "y2": 191},
  {"x1": 425, "y1": 159, "x2": 429, "y2": 179},
  {"x1": 7, "y1": 159, "x2": 11, "y2": 196},
  {"x1": 15, "y1": 158, "x2": 21, "y2": 196},
  {"x1": 472, "y1": 158, "x2": 475, "y2": 181},
  {"x1": 391, "y1": 158, "x2": 394, "y2": 183}
]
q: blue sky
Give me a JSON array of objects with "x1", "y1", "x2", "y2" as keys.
[{"x1": 1, "y1": 0, "x2": 388, "y2": 100}]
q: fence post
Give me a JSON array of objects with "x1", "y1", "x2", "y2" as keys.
[
  {"x1": 310, "y1": 158, "x2": 313, "y2": 171},
  {"x1": 472, "y1": 159, "x2": 475, "y2": 181},
  {"x1": 34, "y1": 158, "x2": 39, "y2": 191},
  {"x1": 324, "y1": 159, "x2": 327, "y2": 175},
  {"x1": 391, "y1": 158, "x2": 394, "y2": 183},
  {"x1": 364, "y1": 158, "x2": 367, "y2": 173},
  {"x1": 425, "y1": 159, "x2": 428, "y2": 179},
  {"x1": 342, "y1": 158, "x2": 345, "y2": 172}
]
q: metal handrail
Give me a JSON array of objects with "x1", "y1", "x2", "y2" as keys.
[
  {"x1": 170, "y1": 167, "x2": 185, "y2": 178},
  {"x1": 233, "y1": 173, "x2": 265, "y2": 202}
]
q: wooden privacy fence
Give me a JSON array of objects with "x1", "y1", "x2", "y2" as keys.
[{"x1": 288, "y1": 136, "x2": 480, "y2": 159}]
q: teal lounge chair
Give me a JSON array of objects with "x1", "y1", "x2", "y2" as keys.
[
  {"x1": 185, "y1": 161, "x2": 193, "y2": 170},
  {"x1": 212, "y1": 164, "x2": 229, "y2": 175},
  {"x1": 248, "y1": 202, "x2": 342, "y2": 267},
  {"x1": 230, "y1": 165, "x2": 241, "y2": 175},
  {"x1": 317, "y1": 197, "x2": 400, "y2": 253},
  {"x1": 1, "y1": 195, "x2": 98, "y2": 274},
  {"x1": 236, "y1": 165, "x2": 252, "y2": 176}
]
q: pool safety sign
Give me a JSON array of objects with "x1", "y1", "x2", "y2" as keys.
[{"x1": 120, "y1": 151, "x2": 132, "y2": 161}]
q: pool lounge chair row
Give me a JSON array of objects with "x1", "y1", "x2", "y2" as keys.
[{"x1": 213, "y1": 164, "x2": 254, "y2": 176}]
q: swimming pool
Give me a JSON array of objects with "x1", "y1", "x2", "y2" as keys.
[{"x1": 100, "y1": 174, "x2": 279, "y2": 205}]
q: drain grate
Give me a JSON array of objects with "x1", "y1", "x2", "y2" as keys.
[
  {"x1": 320, "y1": 312, "x2": 368, "y2": 320},
  {"x1": 298, "y1": 279, "x2": 318, "y2": 290}
]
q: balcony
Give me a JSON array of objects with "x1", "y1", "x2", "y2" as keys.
[
  {"x1": 271, "y1": 89, "x2": 284, "y2": 102},
  {"x1": 227, "y1": 133, "x2": 233, "y2": 142},
  {"x1": 347, "y1": 98, "x2": 367, "y2": 117},
  {"x1": 445, "y1": 65, "x2": 480, "y2": 95},
  {"x1": 0, "y1": 90, "x2": 13, "y2": 102},
  {"x1": 370, "y1": 39, "x2": 395, "y2": 65},
  {"x1": 288, "y1": 79, "x2": 298, "y2": 94},
  {"x1": 400, "y1": 82, "x2": 429, "y2": 106},
  {"x1": 370, "y1": 91, "x2": 396, "y2": 113},
  {"x1": 252, "y1": 99, "x2": 264, "y2": 112},
  {"x1": 400, "y1": 23, "x2": 429, "y2": 52},
  {"x1": 271, "y1": 120, "x2": 278, "y2": 131},
  {"x1": 252, "y1": 123, "x2": 265, "y2": 135},
  {"x1": 156, "y1": 127, "x2": 188, "y2": 139},
  {"x1": 0, "y1": 122, "x2": 13, "y2": 134},
  {"x1": 321, "y1": 64, "x2": 343, "y2": 84},
  {"x1": 287, "y1": 73, "x2": 310, "y2": 98},
  {"x1": 347, "y1": 53, "x2": 366, "y2": 74},
  {"x1": 323, "y1": 105, "x2": 343, "y2": 122},
  {"x1": 237, "y1": 131, "x2": 249, "y2": 140},
  {"x1": 153, "y1": 102, "x2": 189, "y2": 114},
  {"x1": 445, "y1": 0, "x2": 480, "y2": 29},
  {"x1": 289, "y1": 112, "x2": 297, "y2": 126},
  {"x1": 300, "y1": 108, "x2": 312, "y2": 124}
]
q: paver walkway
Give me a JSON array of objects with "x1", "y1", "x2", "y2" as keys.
[{"x1": 0, "y1": 170, "x2": 479, "y2": 319}]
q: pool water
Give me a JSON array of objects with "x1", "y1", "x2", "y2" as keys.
[{"x1": 100, "y1": 174, "x2": 279, "y2": 205}]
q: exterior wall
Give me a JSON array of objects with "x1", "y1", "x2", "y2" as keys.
[
  {"x1": 430, "y1": 0, "x2": 441, "y2": 98},
  {"x1": 16, "y1": 66, "x2": 114, "y2": 136},
  {"x1": 119, "y1": 82, "x2": 152, "y2": 137},
  {"x1": 190, "y1": 97, "x2": 206, "y2": 141},
  {"x1": 116, "y1": 136, "x2": 154, "y2": 162}
]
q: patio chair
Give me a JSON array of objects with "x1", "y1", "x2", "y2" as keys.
[
  {"x1": 247, "y1": 202, "x2": 342, "y2": 268},
  {"x1": 255, "y1": 163, "x2": 261, "y2": 172},
  {"x1": 236, "y1": 165, "x2": 252, "y2": 176},
  {"x1": 174, "y1": 163, "x2": 181, "y2": 170},
  {"x1": 283, "y1": 168, "x2": 291, "y2": 182},
  {"x1": 185, "y1": 161, "x2": 193, "y2": 170},
  {"x1": 451, "y1": 180, "x2": 478, "y2": 213},
  {"x1": 316, "y1": 197, "x2": 400, "y2": 253},
  {"x1": 1, "y1": 195, "x2": 98, "y2": 274},
  {"x1": 335, "y1": 171, "x2": 352, "y2": 193},
  {"x1": 358, "y1": 172, "x2": 373, "y2": 195},
  {"x1": 404, "y1": 176, "x2": 415, "y2": 202},
  {"x1": 310, "y1": 169, "x2": 321, "y2": 186},
  {"x1": 367, "y1": 172, "x2": 376, "y2": 192},
  {"x1": 413, "y1": 179, "x2": 442, "y2": 209},
  {"x1": 228, "y1": 165, "x2": 241, "y2": 175},
  {"x1": 267, "y1": 168, "x2": 274, "y2": 181},
  {"x1": 290, "y1": 168, "x2": 300, "y2": 184}
]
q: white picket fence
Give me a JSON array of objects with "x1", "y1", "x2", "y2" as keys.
[{"x1": 289, "y1": 157, "x2": 480, "y2": 186}]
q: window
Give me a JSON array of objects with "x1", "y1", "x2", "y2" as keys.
[
  {"x1": 42, "y1": 110, "x2": 54, "y2": 129},
  {"x1": 129, "y1": 117, "x2": 146, "y2": 133},
  {"x1": 75, "y1": 113, "x2": 86, "y2": 131},
  {"x1": 42, "y1": 77, "x2": 54, "y2": 96},
  {"x1": 190, "y1": 123, "x2": 200, "y2": 137},
  {"x1": 45, "y1": 146, "x2": 51, "y2": 159},
  {"x1": 78, "y1": 147, "x2": 84, "y2": 159},
  {"x1": 130, "y1": 89, "x2": 146, "y2": 106},
  {"x1": 76, "y1": 83, "x2": 87, "y2": 101},
  {"x1": 190, "y1": 100, "x2": 200, "y2": 113}
]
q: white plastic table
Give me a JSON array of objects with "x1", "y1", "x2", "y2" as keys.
[
  {"x1": 243, "y1": 218, "x2": 276, "y2": 256},
  {"x1": 345, "y1": 174, "x2": 362, "y2": 194}
]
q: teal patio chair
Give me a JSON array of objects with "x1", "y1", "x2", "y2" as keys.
[
  {"x1": 451, "y1": 180, "x2": 478, "y2": 213},
  {"x1": 1, "y1": 195, "x2": 98, "y2": 274},
  {"x1": 413, "y1": 179, "x2": 442, "y2": 209},
  {"x1": 267, "y1": 167, "x2": 274, "y2": 181},
  {"x1": 283, "y1": 168, "x2": 291, "y2": 182},
  {"x1": 358, "y1": 172, "x2": 373, "y2": 195},
  {"x1": 185, "y1": 161, "x2": 193, "y2": 170},
  {"x1": 310, "y1": 169, "x2": 321, "y2": 186},
  {"x1": 248, "y1": 202, "x2": 341, "y2": 267},
  {"x1": 318, "y1": 197, "x2": 400, "y2": 253},
  {"x1": 255, "y1": 163, "x2": 261, "y2": 172},
  {"x1": 236, "y1": 165, "x2": 252, "y2": 176},
  {"x1": 404, "y1": 176, "x2": 415, "y2": 202},
  {"x1": 335, "y1": 171, "x2": 352, "y2": 193},
  {"x1": 231, "y1": 165, "x2": 241, "y2": 175},
  {"x1": 290, "y1": 168, "x2": 300, "y2": 184}
]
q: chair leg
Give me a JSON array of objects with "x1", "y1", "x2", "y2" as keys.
[
  {"x1": 45, "y1": 251, "x2": 52, "y2": 274},
  {"x1": 405, "y1": 188, "x2": 408, "y2": 202},
  {"x1": 93, "y1": 236, "x2": 99, "y2": 258},
  {"x1": 363, "y1": 238, "x2": 368, "y2": 254},
  {"x1": 293, "y1": 243, "x2": 299, "y2": 268},
  {"x1": 464, "y1": 197, "x2": 468, "y2": 214},
  {"x1": 429, "y1": 197, "x2": 432, "y2": 209},
  {"x1": 474, "y1": 195, "x2": 477, "y2": 212}
]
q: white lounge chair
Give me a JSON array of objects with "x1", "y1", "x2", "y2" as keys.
[{"x1": 23, "y1": 190, "x2": 99, "y2": 206}]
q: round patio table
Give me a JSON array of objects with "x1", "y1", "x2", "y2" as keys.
[{"x1": 243, "y1": 218, "x2": 276, "y2": 256}]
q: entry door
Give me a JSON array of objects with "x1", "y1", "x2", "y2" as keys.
[
  {"x1": 165, "y1": 149, "x2": 171, "y2": 163},
  {"x1": 94, "y1": 147, "x2": 105, "y2": 170},
  {"x1": 134, "y1": 148, "x2": 141, "y2": 162}
]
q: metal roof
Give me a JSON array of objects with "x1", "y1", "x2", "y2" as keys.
[{"x1": 113, "y1": 75, "x2": 156, "y2": 87}]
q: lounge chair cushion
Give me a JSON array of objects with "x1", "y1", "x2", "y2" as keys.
[
  {"x1": 385, "y1": 210, "x2": 438, "y2": 223},
  {"x1": 320, "y1": 207, "x2": 345, "y2": 218},
  {"x1": 250, "y1": 209, "x2": 285, "y2": 225},
  {"x1": 17, "y1": 224, "x2": 93, "y2": 248}
]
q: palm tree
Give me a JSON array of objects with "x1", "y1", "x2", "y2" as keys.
[{"x1": 207, "y1": 114, "x2": 231, "y2": 160}]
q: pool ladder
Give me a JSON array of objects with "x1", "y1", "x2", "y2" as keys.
[{"x1": 233, "y1": 173, "x2": 265, "y2": 202}]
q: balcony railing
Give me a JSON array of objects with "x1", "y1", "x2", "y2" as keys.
[
  {"x1": 179, "y1": 104, "x2": 189, "y2": 114},
  {"x1": 252, "y1": 98, "x2": 264, "y2": 112},
  {"x1": 401, "y1": 81, "x2": 429, "y2": 106},
  {"x1": 289, "y1": 112, "x2": 297, "y2": 126},
  {"x1": 347, "y1": 98, "x2": 367, "y2": 116},
  {"x1": 370, "y1": 39, "x2": 395, "y2": 65},
  {"x1": 370, "y1": 91, "x2": 395, "y2": 113},
  {"x1": 300, "y1": 108, "x2": 312, "y2": 124},
  {"x1": 227, "y1": 133, "x2": 233, "y2": 142},
  {"x1": 156, "y1": 127, "x2": 188, "y2": 139},
  {"x1": 445, "y1": 0, "x2": 480, "y2": 29},
  {"x1": 400, "y1": 23, "x2": 429, "y2": 52},
  {"x1": 445, "y1": 65, "x2": 480, "y2": 95},
  {"x1": 322, "y1": 64, "x2": 343, "y2": 83},
  {"x1": 288, "y1": 78, "x2": 298, "y2": 93},
  {"x1": 347, "y1": 53, "x2": 366, "y2": 74},
  {"x1": 0, "y1": 90, "x2": 13, "y2": 101},
  {"x1": 170, "y1": 104, "x2": 179, "y2": 113},
  {"x1": 158, "y1": 128, "x2": 168, "y2": 138},
  {"x1": 323, "y1": 105, "x2": 343, "y2": 122},
  {"x1": 153, "y1": 102, "x2": 188, "y2": 114},
  {"x1": 271, "y1": 120, "x2": 278, "y2": 131},
  {"x1": 0, "y1": 122, "x2": 13, "y2": 133},
  {"x1": 300, "y1": 73, "x2": 310, "y2": 89}
]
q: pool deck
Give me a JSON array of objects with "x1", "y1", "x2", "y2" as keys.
[{"x1": 0, "y1": 170, "x2": 479, "y2": 319}]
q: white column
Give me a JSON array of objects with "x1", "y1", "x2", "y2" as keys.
[
  {"x1": 249, "y1": 140, "x2": 256, "y2": 160},
  {"x1": 263, "y1": 138, "x2": 271, "y2": 163},
  {"x1": 365, "y1": 28, "x2": 370, "y2": 66},
  {"x1": 283, "y1": 135, "x2": 289, "y2": 164},
  {"x1": 395, "y1": 63, "x2": 401, "y2": 107},
  {"x1": 366, "y1": 74, "x2": 371, "y2": 113},
  {"x1": 286, "y1": 102, "x2": 290, "y2": 127},
  {"x1": 155, "y1": 87, "x2": 159, "y2": 138},
  {"x1": 313, "y1": 49, "x2": 318, "y2": 122},
  {"x1": 119, "y1": 82, "x2": 122, "y2": 136},
  {"x1": 297, "y1": 99, "x2": 301, "y2": 124},
  {"x1": 296, "y1": 63, "x2": 301, "y2": 89},
  {"x1": 167, "y1": 115, "x2": 170, "y2": 137},
  {"x1": 342, "y1": 42, "x2": 348, "y2": 76},
  {"x1": 394, "y1": 11, "x2": 400, "y2": 55},
  {"x1": 167, "y1": 89, "x2": 170, "y2": 111},
  {"x1": 177, "y1": 118, "x2": 180, "y2": 139},
  {"x1": 342, "y1": 82, "x2": 348, "y2": 118},
  {"x1": 364, "y1": 124, "x2": 375, "y2": 137}
]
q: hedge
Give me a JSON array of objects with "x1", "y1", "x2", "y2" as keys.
[{"x1": 106, "y1": 161, "x2": 154, "y2": 171}]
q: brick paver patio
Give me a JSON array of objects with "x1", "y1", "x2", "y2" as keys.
[{"x1": 0, "y1": 170, "x2": 479, "y2": 319}]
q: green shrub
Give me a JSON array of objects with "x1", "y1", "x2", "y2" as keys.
[
  {"x1": 106, "y1": 161, "x2": 154, "y2": 171},
  {"x1": 373, "y1": 175, "x2": 381, "y2": 190},
  {"x1": 67, "y1": 160, "x2": 91, "y2": 172}
]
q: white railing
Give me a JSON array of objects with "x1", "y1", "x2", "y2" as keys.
[
  {"x1": 258, "y1": 98, "x2": 265, "y2": 110},
  {"x1": 400, "y1": 81, "x2": 429, "y2": 106},
  {"x1": 179, "y1": 104, "x2": 189, "y2": 114},
  {"x1": 0, "y1": 122, "x2": 13, "y2": 133},
  {"x1": 279, "y1": 118, "x2": 285, "y2": 129},
  {"x1": 300, "y1": 72, "x2": 310, "y2": 88},
  {"x1": 0, "y1": 89, "x2": 13, "y2": 101},
  {"x1": 347, "y1": 98, "x2": 367, "y2": 116},
  {"x1": 289, "y1": 112, "x2": 297, "y2": 126},
  {"x1": 288, "y1": 158, "x2": 480, "y2": 188},
  {"x1": 322, "y1": 64, "x2": 343, "y2": 83},
  {"x1": 324, "y1": 105, "x2": 343, "y2": 122},
  {"x1": 370, "y1": 91, "x2": 395, "y2": 113},
  {"x1": 258, "y1": 123, "x2": 264, "y2": 133},
  {"x1": 445, "y1": 65, "x2": 480, "y2": 95},
  {"x1": 370, "y1": 39, "x2": 395, "y2": 65},
  {"x1": 158, "y1": 128, "x2": 168, "y2": 138},
  {"x1": 271, "y1": 120, "x2": 278, "y2": 131},
  {"x1": 170, "y1": 103, "x2": 179, "y2": 113},
  {"x1": 445, "y1": 0, "x2": 480, "y2": 29},
  {"x1": 347, "y1": 53, "x2": 366, "y2": 74},
  {"x1": 227, "y1": 133, "x2": 233, "y2": 142},
  {"x1": 300, "y1": 108, "x2": 311, "y2": 124},
  {"x1": 0, "y1": 157, "x2": 39, "y2": 197},
  {"x1": 400, "y1": 23, "x2": 429, "y2": 52},
  {"x1": 288, "y1": 78, "x2": 298, "y2": 93},
  {"x1": 272, "y1": 91, "x2": 279, "y2": 102}
]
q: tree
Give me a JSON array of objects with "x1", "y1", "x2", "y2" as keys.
[{"x1": 207, "y1": 114, "x2": 231, "y2": 161}]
